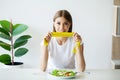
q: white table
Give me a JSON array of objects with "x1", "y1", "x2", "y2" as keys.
[{"x1": 0, "y1": 68, "x2": 120, "y2": 80}]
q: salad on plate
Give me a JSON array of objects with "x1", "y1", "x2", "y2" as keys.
[{"x1": 49, "y1": 69, "x2": 76, "y2": 79}]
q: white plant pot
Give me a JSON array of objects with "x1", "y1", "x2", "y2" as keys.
[
  {"x1": 0, "y1": 63, "x2": 7, "y2": 68},
  {"x1": 1, "y1": 62, "x2": 24, "y2": 68}
]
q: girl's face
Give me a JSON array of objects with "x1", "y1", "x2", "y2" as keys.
[{"x1": 54, "y1": 17, "x2": 71, "y2": 32}]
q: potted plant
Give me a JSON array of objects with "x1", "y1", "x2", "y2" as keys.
[{"x1": 0, "y1": 20, "x2": 31, "y2": 66}]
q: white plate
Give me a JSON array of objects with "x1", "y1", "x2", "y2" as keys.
[
  {"x1": 54, "y1": 75, "x2": 75, "y2": 79},
  {"x1": 48, "y1": 72, "x2": 76, "y2": 79}
]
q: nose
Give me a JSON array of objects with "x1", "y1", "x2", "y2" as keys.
[{"x1": 59, "y1": 24, "x2": 64, "y2": 32}]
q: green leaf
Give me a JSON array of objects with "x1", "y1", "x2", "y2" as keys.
[
  {"x1": 0, "y1": 20, "x2": 12, "y2": 32},
  {"x1": 14, "y1": 35, "x2": 31, "y2": 44},
  {"x1": 0, "y1": 54, "x2": 11, "y2": 64},
  {"x1": 0, "y1": 27, "x2": 10, "y2": 40},
  {"x1": 0, "y1": 41, "x2": 11, "y2": 51},
  {"x1": 0, "y1": 34, "x2": 11, "y2": 40},
  {"x1": 15, "y1": 48, "x2": 28, "y2": 57},
  {"x1": 14, "y1": 35, "x2": 31, "y2": 49},
  {"x1": 0, "y1": 27, "x2": 10, "y2": 36},
  {"x1": 14, "y1": 40, "x2": 28, "y2": 49},
  {"x1": 12, "y1": 24, "x2": 28, "y2": 36}
]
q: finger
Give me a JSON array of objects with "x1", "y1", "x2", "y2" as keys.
[
  {"x1": 73, "y1": 32, "x2": 77, "y2": 36},
  {"x1": 45, "y1": 36, "x2": 50, "y2": 42},
  {"x1": 48, "y1": 32, "x2": 53, "y2": 38}
]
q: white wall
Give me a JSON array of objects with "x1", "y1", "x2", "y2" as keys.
[{"x1": 0, "y1": 0, "x2": 114, "y2": 69}]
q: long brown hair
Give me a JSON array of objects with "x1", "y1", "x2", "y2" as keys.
[{"x1": 53, "y1": 10, "x2": 72, "y2": 32}]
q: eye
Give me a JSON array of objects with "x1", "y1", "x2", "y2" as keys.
[
  {"x1": 64, "y1": 22, "x2": 69, "y2": 26},
  {"x1": 57, "y1": 22, "x2": 60, "y2": 25}
]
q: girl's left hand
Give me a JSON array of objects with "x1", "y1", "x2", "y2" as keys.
[{"x1": 73, "y1": 32, "x2": 82, "y2": 42}]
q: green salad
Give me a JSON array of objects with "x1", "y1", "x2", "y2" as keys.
[{"x1": 51, "y1": 69, "x2": 76, "y2": 77}]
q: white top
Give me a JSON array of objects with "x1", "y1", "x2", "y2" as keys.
[{"x1": 41, "y1": 37, "x2": 76, "y2": 70}]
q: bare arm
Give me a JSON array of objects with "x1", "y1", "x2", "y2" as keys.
[
  {"x1": 75, "y1": 44, "x2": 85, "y2": 72},
  {"x1": 40, "y1": 45, "x2": 48, "y2": 72},
  {"x1": 40, "y1": 32, "x2": 52, "y2": 72},
  {"x1": 73, "y1": 32, "x2": 86, "y2": 72}
]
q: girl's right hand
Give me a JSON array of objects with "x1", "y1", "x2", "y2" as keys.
[{"x1": 44, "y1": 32, "x2": 52, "y2": 43}]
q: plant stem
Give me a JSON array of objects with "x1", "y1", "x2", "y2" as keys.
[
  {"x1": 11, "y1": 35, "x2": 14, "y2": 65},
  {"x1": 10, "y1": 19, "x2": 14, "y2": 65}
]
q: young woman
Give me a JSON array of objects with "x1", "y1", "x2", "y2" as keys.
[{"x1": 40, "y1": 10, "x2": 85, "y2": 72}]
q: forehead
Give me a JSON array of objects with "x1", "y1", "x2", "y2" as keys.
[{"x1": 54, "y1": 17, "x2": 69, "y2": 22}]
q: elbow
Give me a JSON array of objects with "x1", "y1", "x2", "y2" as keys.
[
  {"x1": 40, "y1": 67, "x2": 46, "y2": 72},
  {"x1": 40, "y1": 64, "x2": 47, "y2": 72},
  {"x1": 77, "y1": 65, "x2": 86, "y2": 72},
  {"x1": 81, "y1": 59, "x2": 86, "y2": 72},
  {"x1": 82, "y1": 63, "x2": 86, "y2": 72},
  {"x1": 40, "y1": 68, "x2": 46, "y2": 72},
  {"x1": 81, "y1": 66, "x2": 85, "y2": 72},
  {"x1": 79, "y1": 63, "x2": 86, "y2": 72}
]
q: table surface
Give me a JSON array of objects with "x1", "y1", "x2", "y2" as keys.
[{"x1": 0, "y1": 68, "x2": 120, "y2": 80}]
